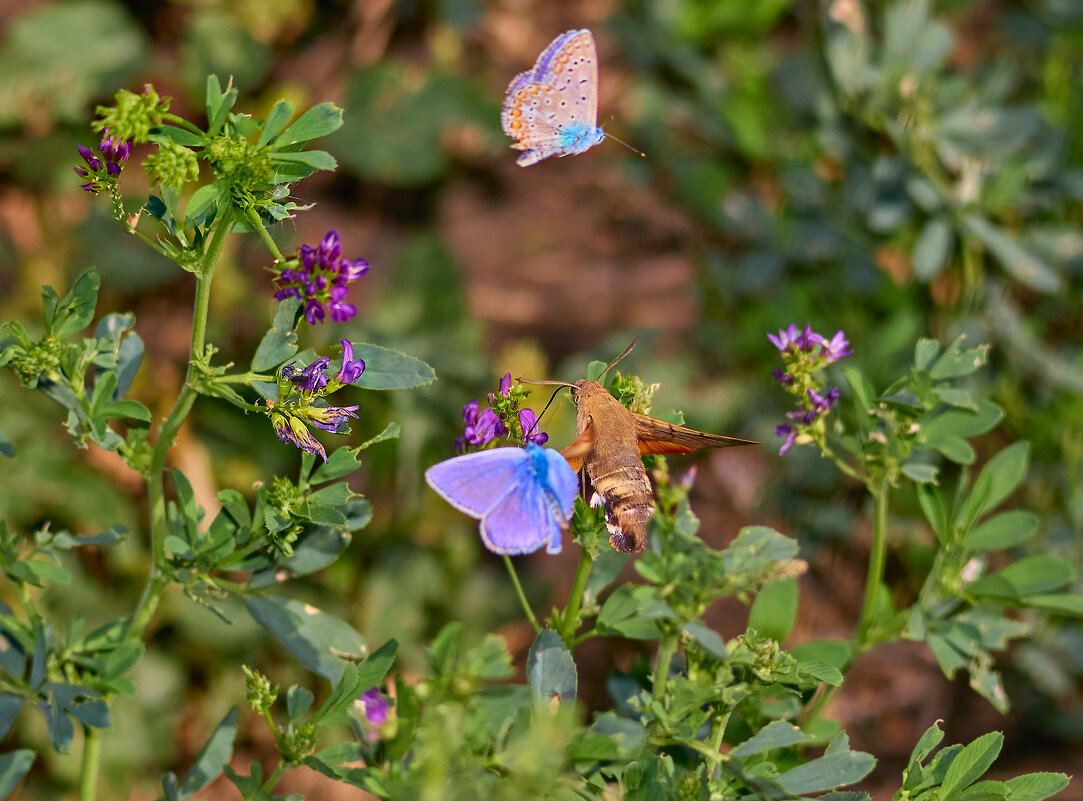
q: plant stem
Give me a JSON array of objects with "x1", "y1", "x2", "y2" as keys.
[
  {"x1": 708, "y1": 707, "x2": 732, "y2": 780},
  {"x1": 126, "y1": 206, "x2": 237, "y2": 639},
  {"x1": 247, "y1": 208, "x2": 285, "y2": 261},
  {"x1": 79, "y1": 725, "x2": 102, "y2": 801},
  {"x1": 857, "y1": 476, "x2": 891, "y2": 649},
  {"x1": 260, "y1": 759, "x2": 291, "y2": 793},
  {"x1": 653, "y1": 632, "x2": 678, "y2": 700},
  {"x1": 502, "y1": 555, "x2": 540, "y2": 634},
  {"x1": 559, "y1": 549, "x2": 593, "y2": 647}
]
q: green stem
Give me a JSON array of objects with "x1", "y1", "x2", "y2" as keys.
[
  {"x1": 79, "y1": 725, "x2": 102, "y2": 801},
  {"x1": 857, "y1": 477, "x2": 891, "y2": 649},
  {"x1": 260, "y1": 759, "x2": 291, "y2": 794},
  {"x1": 800, "y1": 683, "x2": 838, "y2": 731},
  {"x1": 653, "y1": 632, "x2": 678, "y2": 700},
  {"x1": 246, "y1": 208, "x2": 285, "y2": 261},
  {"x1": 126, "y1": 206, "x2": 237, "y2": 639},
  {"x1": 558, "y1": 549, "x2": 593, "y2": 647},
  {"x1": 708, "y1": 707, "x2": 732, "y2": 780},
  {"x1": 502, "y1": 555, "x2": 540, "y2": 634}
]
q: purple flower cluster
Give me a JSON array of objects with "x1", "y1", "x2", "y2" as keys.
[
  {"x1": 769, "y1": 323, "x2": 852, "y2": 455},
  {"x1": 455, "y1": 372, "x2": 548, "y2": 453},
  {"x1": 273, "y1": 340, "x2": 366, "y2": 460},
  {"x1": 273, "y1": 231, "x2": 370, "y2": 325},
  {"x1": 74, "y1": 130, "x2": 132, "y2": 193}
]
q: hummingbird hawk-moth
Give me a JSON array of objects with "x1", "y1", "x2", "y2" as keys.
[{"x1": 523, "y1": 340, "x2": 756, "y2": 554}]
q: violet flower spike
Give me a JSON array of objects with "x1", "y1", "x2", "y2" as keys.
[
  {"x1": 775, "y1": 424, "x2": 797, "y2": 455},
  {"x1": 334, "y1": 339, "x2": 365, "y2": 385},
  {"x1": 276, "y1": 230, "x2": 370, "y2": 326},
  {"x1": 306, "y1": 403, "x2": 360, "y2": 433},
  {"x1": 518, "y1": 408, "x2": 548, "y2": 446}
]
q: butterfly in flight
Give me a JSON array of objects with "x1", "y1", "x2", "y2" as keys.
[
  {"x1": 501, "y1": 29, "x2": 607, "y2": 166},
  {"x1": 425, "y1": 443, "x2": 579, "y2": 555}
]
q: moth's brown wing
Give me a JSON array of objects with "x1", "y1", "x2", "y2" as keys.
[
  {"x1": 633, "y1": 412, "x2": 758, "y2": 454},
  {"x1": 560, "y1": 422, "x2": 595, "y2": 473}
]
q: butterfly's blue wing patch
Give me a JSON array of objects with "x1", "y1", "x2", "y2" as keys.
[
  {"x1": 481, "y1": 480, "x2": 559, "y2": 554},
  {"x1": 427, "y1": 445, "x2": 579, "y2": 556},
  {"x1": 425, "y1": 447, "x2": 527, "y2": 518}
]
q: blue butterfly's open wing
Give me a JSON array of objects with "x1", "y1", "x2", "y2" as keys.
[
  {"x1": 481, "y1": 482, "x2": 559, "y2": 555},
  {"x1": 425, "y1": 448, "x2": 527, "y2": 518},
  {"x1": 542, "y1": 448, "x2": 579, "y2": 524}
]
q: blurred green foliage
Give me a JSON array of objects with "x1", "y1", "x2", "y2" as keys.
[{"x1": 1, "y1": 0, "x2": 1082, "y2": 796}]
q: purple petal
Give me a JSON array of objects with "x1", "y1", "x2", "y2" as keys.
[
  {"x1": 499, "y1": 373, "x2": 512, "y2": 396},
  {"x1": 462, "y1": 399, "x2": 479, "y2": 426},
  {"x1": 774, "y1": 424, "x2": 797, "y2": 455}
]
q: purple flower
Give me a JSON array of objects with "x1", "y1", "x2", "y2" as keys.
[
  {"x1": 518, "y1": 408, "x2": 548, "y2": 446},
  {"x1": 274, "y1": 231, "x2": 370, "y2": 326},
  {"x1": 768, "y1": 323, "x2": 819, "y2": 354},
  {"x1": 772, "y1": 367, "x2": 794, "y2": 385},
  {"x1": 488, "y1": 372, "x2": 514, "y2": 406},
  {"x1": 359, "y1": 687, "x2": 388, "y2": 726},
  {"x1": 296, "y1": 358, "x2": 330, "y2": 393},
  {"x1": 816, "y1": 330, "x2": 853, "y2": 364},
  {"x1": 333, "y1": 339, "x2": 365, "y2": 385},
  {"x1": 775, "y1": 424, "x2": 797, "y2": 455},
  {"x1": 273, "y1": 413, "x2": 327, "y2": 460},
  {"x1": 808, "y1": 387, "x2": 840, "y2": 417},
  {"x1": 455, "y1": 400, "x2": 508, "y2": 452},
  {"x1": 306, "y1": 403, "x2": 360, "y2": 432}
]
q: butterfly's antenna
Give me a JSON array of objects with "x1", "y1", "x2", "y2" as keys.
[
  {"x1": 599, "y1": 337, "x2": 639, "y2": 383},
  {"x1": 604, "y1": 132, "x2": 646, "y2": 158}
]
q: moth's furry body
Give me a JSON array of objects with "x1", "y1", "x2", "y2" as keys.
[{"x1": 571, "y1": 380, "x2": 655, "y2": 553}]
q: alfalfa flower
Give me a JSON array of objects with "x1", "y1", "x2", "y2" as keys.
[
  {"x1": 272, "y1": 231, "x2": 370, "y2": 325},
  {"x1": 74, "y1": 129, "x2": 133, "y2": 193}
]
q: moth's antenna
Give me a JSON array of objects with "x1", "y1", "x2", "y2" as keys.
[
  {"x1": 518, "y1": 378, "x2": 576, "y2": 389},
  {"x1": 599, "y1": 337, "x2": 639, "y2": 383},
  {"x1": 604, "y1": 132, "x2": 645, "y2": 158}
]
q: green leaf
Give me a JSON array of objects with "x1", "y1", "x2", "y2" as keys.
[
  {"x1": 960, "y1": 443, "x2": 1029, "y2": 530},
  {"x1": 275, "y1": 102, "x2": 343, "y2": 147},
  {"x1": 0, "y1": 695, "x2": 23, "y2": 740},
  {"x1": 100, "y1": 400, "x2": 151, "y2": 421},
  {"x1": 966, "y1": 511, "x2": 1039, "y2": 550},
  {"x1": 798, "y1": 661, "x2": 844, "y2": 686},
  {"x1": 732, "y1": 720, "x2": 812, "y2": 757},
  {"x1": 1003, "y1": 773, "x2": 1070, "y2": 801},
  {"x1": 903, "y1": 721, "x2": 945, "y2": 790},
  {"x1": 914, "y1": 218, "x2": 954, "y2": 281},
  {"x1": 963, "y1": 215, "x2": 1062, "y2": 293},
  {"x1": 1024, "y1": 594, "x2": 1083, "y2": 616},
  {"x1": 205, "y1": 75, "x2": 238, "y2": 136},
  {"x1": 0, "y1": 750, "x2": 35, "y2": 799},
  {"x1": 242, "y1": 595, "x2": 366, "y2": 681},
  {"x1": 25, "y1": 560, "x2": 71, "y2": 585},
  {"x1": 310, "y1": 446, "x2": 362, "y2": 484},
  {"x1": 184, "y1": 182, "x2": 222, "y2": 227},
  {"x1": 723, "y1": 526, "x2": 798, "y2": 577},
  {"x1": 914, "y1": 339, "x2": 940, "y2": 371},
  {"x1": 270, "y1": 150, "x2": 338, "y2": 173},
  {"x1": 53, "y1": 270, "x2": 101, "y2": 339},
  {"x1": 902, "y1": 461, "x2": 940, "y2": 485},
  {"x1": 928, "y1": 336, "x2": 991, "y2": 381},
  {"x1": 920, "y1": 400, "x2": 1003, "y2": 443},
  {"x1": 526, "y1": 630, "x2": 577, "y2": 703},
  {"x1": 178, "y1": 707, "x2": 239, "y2": 800},
  {"x1": 994, "y1": 555, "x2": 1076, "y2": 597},
  {"x1": 358, "y1": 422, "x2": 401, "y2": 451},
  {"x1": 939, "y1": 731, "x2": 1003, "y2": 799},
  {"x1": 790, "y1": 639, "x2": 852, "y2": 670},
  {"x1": 258, "y1": 100, "x2": 295, "y2": 148},
  {"x1": 349, "y1": 343, "x2": 435, "y2": 390},
  {"x1": 776, "y1": 750, "x2": 877, "y2": 793},
  {"x1": 597, "y1": 585, "x2": 670, "y2": 640},
  {"x1": 286, "y1": 686, "x2": 314, "y2": 720},
  {"x1": 917, "y1": 483, "x2": 949, "y2": 545},
  {"x1": 313, "y1": 639, "x2": 397, "y2": 725},
  {"x1": 748, "y1": 578, "x2": 797, "y2": 642},
  {"x1": 252, "y1": 298, "x2": 301, "y2": 372},
  {"x1": 156, "y1": 125, "x2": 205, "y2": 147},
  {"x1": 45, "y1": 683, "x2": 109, "y2": 729}
]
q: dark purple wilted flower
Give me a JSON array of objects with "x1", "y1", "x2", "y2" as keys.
[
  {"x1": 333, "y1": 339, "x2": 365, "y2": 386},
  {"x1": 807, "y1": 387, "x2": 840, "y2": 418},
  {"x1": 816, "y1": 330, "x2": 853, "y2": 364},
  {"x1": 518, "y1": 408, "x2": 548, "y2": 446},
  {"x1": 305, "y1": 403, "x2": 360, "y2": 433},
  {"x1": 455, "y1": 400, "x2": 508, "y2": 453},
  {"x1": 273, "y1": 231, "x2": 370, "y2": 325},
  {"x1": 774, "y1": 424, "x2": 797, "y2": 455},
  {"x1": 359, "y1": 687, "x2": 388, "y2": 726},
  {"x1": 273, "y1": 412, "x2": 327, "y2": 460},
  {"x1": 296, "y1": 357, "x2": 330, "y2": 393}
]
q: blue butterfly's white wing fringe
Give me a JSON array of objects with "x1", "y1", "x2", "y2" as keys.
[{"x1": 502, "y1": 29, "x2": 605, "y2": 166}]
